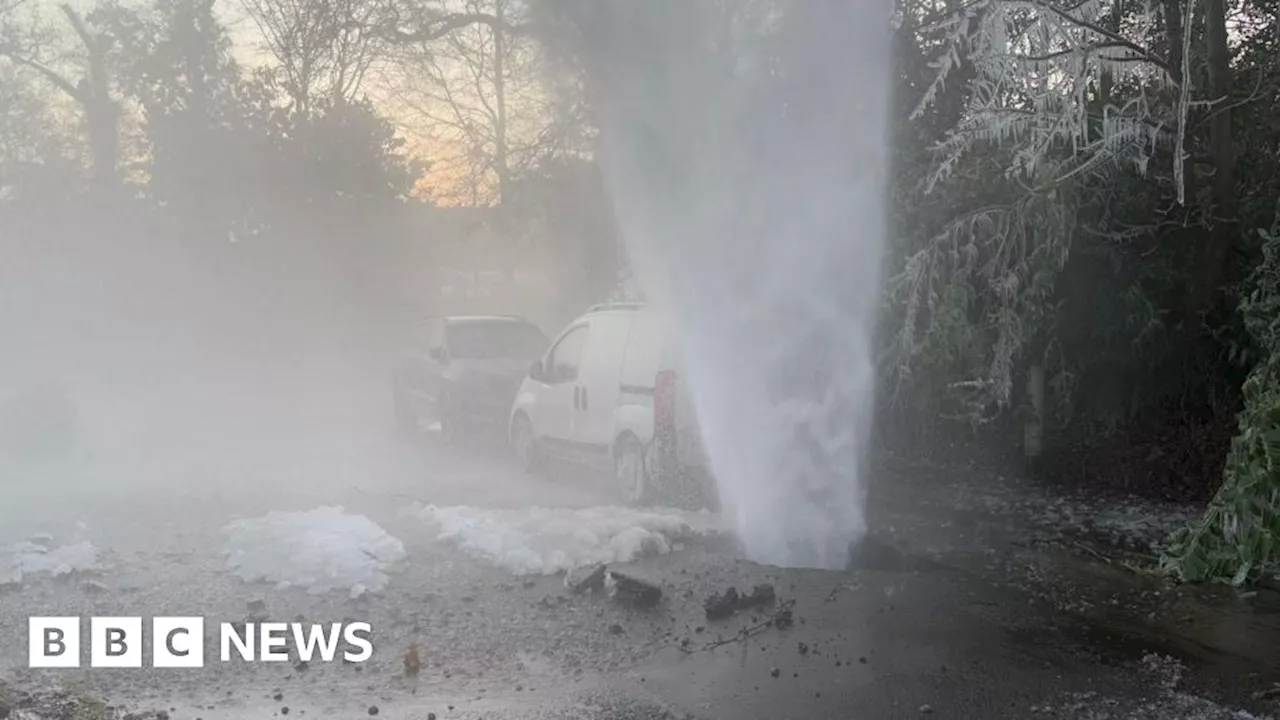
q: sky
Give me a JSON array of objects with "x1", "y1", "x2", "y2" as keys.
[
  {"x1": 207, "y1": 0, "x2": 522, "y2": 205},
  {"x1": 46, "y1": 0, "x2": 500, "y2": 204}
]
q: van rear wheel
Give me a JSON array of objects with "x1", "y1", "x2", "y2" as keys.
[{"x1": 614, "y1": 436, "x2": 649, "y2": 506}]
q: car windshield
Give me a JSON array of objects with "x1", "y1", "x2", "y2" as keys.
[{"x1": 446, "y1": 319, "x2": 548, "y2": 360}]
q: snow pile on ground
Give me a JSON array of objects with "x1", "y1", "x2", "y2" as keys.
[
  {"x1": 414, "y1": 504, "x2": 720, "y2": 575},
  {"x1": 0, "y1": 539, "x2": 98, "y2": 586},
  {"x1": 222, "y1": 506, "x2": 405, "y2": 598}
]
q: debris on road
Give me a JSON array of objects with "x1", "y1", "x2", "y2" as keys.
[
  {"x1": 743, "y1": 583, "x2": 777, "y2": 608},
  {"x1": 605, "y1": 570, "x2": 662, "y2": 608},
  {"x1": 774, "y1": 604, "x2": 795, "y2": 629},
  {"x1": 565, "y1": 563, "x2": 607, "y2": 594},
  {"x1": 536, "y1": 594, "x2": 571, "y2": 609},
  {"x1": 245, "y1": 599, "x2": 268, "y2": 623},
  {"x1": 704, "y1": 587, "x2": 740, "y2": 620},
  {"x1": 404, "y1": 643, "x2": 421, "y2": 677},
  {"x1": 681, "y1": 599, "x2": 799, "y2": 654},
  {"x1": 704, "y1": 583, "x2": 777, "y2": 620}
]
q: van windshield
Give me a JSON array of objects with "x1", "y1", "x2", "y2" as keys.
[{"x1": 446, "y1": 320, "x2": 548, "y2": 360}]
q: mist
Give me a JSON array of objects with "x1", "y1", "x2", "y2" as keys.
[
  {"x1": 2, "y1": 0, "x2": 1269, "y2": 716},
  {"x1": 0, "y1": 207, "x2": 401, "y2": 506}
]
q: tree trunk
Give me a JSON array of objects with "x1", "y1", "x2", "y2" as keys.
[
  {"x1": 493, "y1": 0, "x2": 510, "y2": 205},
  {"x1": 86, "y1": 97, "x2": 120, "y2": 189},
  {"x1": 1162, "y1": 0, "x2": 1190, "y2": 206},
  {"x1": 1197, "y1": 0, "x2": 1235, "y2": 317},
  {"x1": 1024, "y1": 362, "x2": 1045, "y2": 463},
  {"x1": 62, "y1": 4, "x2": 119, "y2": 189}
]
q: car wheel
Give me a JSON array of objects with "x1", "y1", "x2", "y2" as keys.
[
  {"x1": 510, "y1": 414, "x2": 541, "y2": 472},
  {"x1": 614, "y1": 436, "x2": 649, "y2": 506}
]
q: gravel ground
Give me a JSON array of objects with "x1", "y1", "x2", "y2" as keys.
[{"x1": 0, "y1": 423, "x2": 1277, "y2": 719}]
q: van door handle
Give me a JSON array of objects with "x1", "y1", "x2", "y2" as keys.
[
  {"x1": 573, "y1": 386, "x2": 581, "y2": 410},
  {"x1": 580, "y1": 386, "x2": 589, "y2": 411}
]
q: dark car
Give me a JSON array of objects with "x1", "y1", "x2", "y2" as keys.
[{"x1": 393, "y1": 315, "x2": 549, "y2": 440}]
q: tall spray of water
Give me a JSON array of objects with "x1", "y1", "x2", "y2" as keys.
[{"x1": 541, "y1": 0, "x2": 893, "y2": 569}]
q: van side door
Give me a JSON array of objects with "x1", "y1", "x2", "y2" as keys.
[
  {"x1": 530, "y1": 323, "x2": 590, "y2": 452},
  {"x1": 571, "y1": 312, "x2": 636, "y2": 468},
  {"x1": 614, "y1": 311, "x2": 667, "y2": 448}
]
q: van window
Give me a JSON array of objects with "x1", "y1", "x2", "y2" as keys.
[{"x1": 546, "y1": 325, "x2": 589, "y2": 382}]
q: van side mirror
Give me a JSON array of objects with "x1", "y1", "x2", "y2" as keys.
[
  {"x1": 528, "y1": 359, "x2": 543, "y2": 380},
  {"x1": 429, "y1": 347, "x2": 447, "y2": 363}
]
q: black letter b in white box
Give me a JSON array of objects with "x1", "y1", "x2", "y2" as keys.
[
  {"x1": 29, "y1": 617, "x2": 80, "y2": 668},
  {"x1": 91, "y1": 617, "x2": 143, "y2": 668}
]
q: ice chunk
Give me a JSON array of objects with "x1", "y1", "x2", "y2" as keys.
[
  {"x1": 222, "y1": 506, "x2": 405, "y2": 596},
  {"x1": 1, "y1": 539, "x2": 99, "y2": 585},
  {"x1": 414, "y1": 504, "x2": 720, "y2": 576}
]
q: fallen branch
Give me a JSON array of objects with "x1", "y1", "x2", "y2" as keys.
[
  {"x1": 679, "y1": 599, "x2": 796, "y2": 654},
  {"x1": 1072, "y1": 541, "x2": 1113, "y2": 565}
]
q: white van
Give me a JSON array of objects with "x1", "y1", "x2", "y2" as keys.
[{"x1": 507, "y1": 303, "x2": 714, "y2": 508}]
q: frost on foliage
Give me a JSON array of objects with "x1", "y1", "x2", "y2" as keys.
[
  {"x1": 415, "y1": 504, "x2": 719, "y2": 576},
  {"x1": 0, "y1": 540, "x2": 99, "y2": 585},
  {"x1": 893, "y1": 0, "x2": 1194, "y2": 419},
  {"x1": 222, "y1": 506, "x2": 405, "y2": 598},
  {"x1": 916, "y1": 0, "x2": 1183, "y2": 193}
]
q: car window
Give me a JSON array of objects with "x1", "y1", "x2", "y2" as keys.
[
  {"x1": 446, "y1": 320, "x2": 548, "y2": 359},
  {"x1": 546, "y1": 325, "x2": 589, "y2": 382}
]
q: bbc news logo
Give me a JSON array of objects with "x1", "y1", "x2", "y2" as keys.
[{"x1": 29, "y1": 617, "x2": 373, "y2": 668}]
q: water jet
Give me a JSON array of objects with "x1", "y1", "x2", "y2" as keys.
[{"x1": 548, "y1": 0, "x2": 893, "y2": 569}]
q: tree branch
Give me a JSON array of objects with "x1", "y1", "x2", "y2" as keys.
[
  {"x1": 1025, "y1": 0, "x2": 1170, "y2": 74},
  {"x1": 4, "y1": 53, "x2": 83, "y2": 101},
  {"x1": 1001, "y1": 41, "x2": 1154, "y2": 64},
  {"x1": 375, "y1": 11, "x2": 526, "y2": 44},
  {"x1": 59, "y1": 3, "x2": 94, "y2": 48}
]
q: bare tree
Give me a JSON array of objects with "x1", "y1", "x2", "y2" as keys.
[
  {"x1": 381, "y1": 0, "x2": 574, "y2": 206},
  {"x1": 0, "y1": 3, "x2": 121, "y2": 188},
  {"x1": 369, "y1": 0, "x2": 529, "y2": 43},
  {"x1": 240, "y1": 0, "x2": 385, "y2": 115}
]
